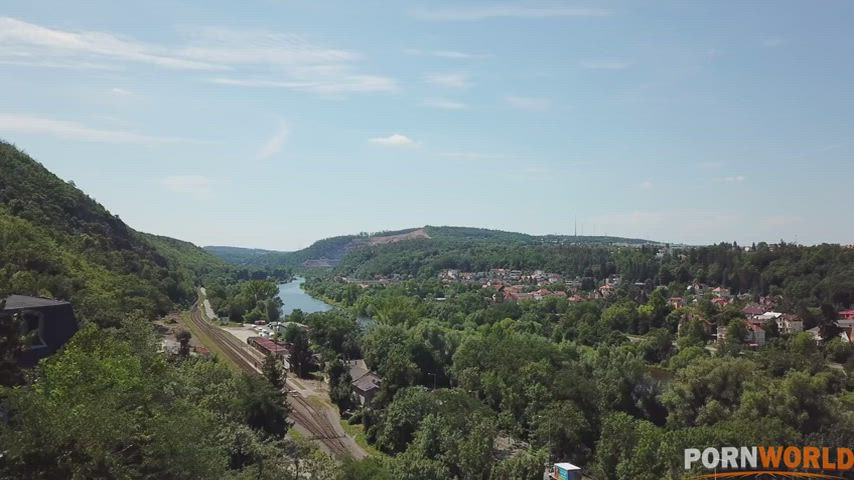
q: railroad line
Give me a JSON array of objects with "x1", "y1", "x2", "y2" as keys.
[{"x1": 185, "y1": 301, "x2": 353, "y2": 458}]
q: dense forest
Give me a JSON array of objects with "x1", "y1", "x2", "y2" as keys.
[{"x1": 299, "y1": 273, "x2": 854, "y2": 479}]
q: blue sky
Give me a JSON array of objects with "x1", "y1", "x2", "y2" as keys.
[{"x1": 1, "y1": 1, "x2": 852, "y2": 249}]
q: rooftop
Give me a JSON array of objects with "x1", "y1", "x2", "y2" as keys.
[{"x1": 2, "y1": 295, "x2": 69, "y2": 311}]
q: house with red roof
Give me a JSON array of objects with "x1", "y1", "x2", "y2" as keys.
[
  {"x1": 711, "y1": 297, "x2": 729, "y2": 308},
  {"x1": 669, "y1": 297, "x2": 685, "y2": 309}
]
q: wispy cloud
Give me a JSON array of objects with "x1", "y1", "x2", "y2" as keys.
[
  {"x1": 422, "y1": 98, "x2": 468, "y2": 110},
  {"x1": 640, "y1": 180, "x2": 654, "y2": 189},
  {"x1": 580, "y1": 59, "x2": 632, "y2": 70},
  {"x1": 0, "y1": 17, "x2": 221, "y2": 70},
  {"x1": 504, "y1": 96, "x2": 551, "y2": 111},
  {"x1": 0, "y1": 113, "x2": 183, "y2": 144},
  {"x1": 160, "y1": 175, "x2": 214, "y2": 198},
  {"x1": 715, "y1": 175, "x2": 746, "y2": 183},
  {"x1": 109, "y1": 87, "x2": 132, "y2": 96},
  {"x1": 0, "y1": 17, "x2": 396, "y2": 96},
  {"x1": 405, "y1": 48, "x2": 492, "y2": 60},
  {"x1": 209, "y1": 75, "x2": 398, "y2": 94},
  {"x1": 256, "y1": 122, "x2": 290, "y2": 159},
  {"x1": 426, "y1": 72, "x2": 473, "y2": 89},
  {"x1": 412, "y1": 4, "x2": 611, "y2": 21},
  {"x1": 370, "y1": 133, "x2": 418, "y2": 147}
]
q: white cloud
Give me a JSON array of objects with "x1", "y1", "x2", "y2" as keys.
[
  {"x1": 370, "y1": 133, "x2": 417, "y2": 147},
  {"x1": 256, "y1": 123, "x2": 290, "y2": 159},
  {"x1": 175, "y1": 27, "x2": 357, "y2": 66},
  {"x1": 0, "y1": 17, "x2": 396, "y2": 96},
  {"x1": 412, "y1": 4, "x2": 611, "y2": 21},
  {"x1": 640, "y1": 180, "x2": 653, "y2": 189},
  {"x1": 422, "y1": 98, "x2": 468, "y2": 110},
  {"x1": 109, "y1": 87, "x2": 132, "y2": 96},
  {"x1": 160, "y1": 175, "x2": 214, "y2": 198},
  {"x1": 209, "y1": 74, "x2": 397, "y2": 94},
  {"x1": 504, "y1": 96, "x2": 551, "y2": 111},
  {"x1": 580, "y1": 60, "x2": 632, "y2": 70},
  {"x1": 0, "y1": 113, "x2": 183, "y2": 144},
  {"x1": 405, "y1": 49, "x2": 492, "y2": 59},
  {"x1": 426, "y1": 73, "x2": 472, "y2": 89},
  {"x1": 715, "y1": 175, "x2": 746, "y2": 183},
  {"x1": 0, "y1": 17, "x2": 221, "y2": 70}
]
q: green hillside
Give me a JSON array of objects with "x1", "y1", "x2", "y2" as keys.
[
  {"x1": 0, "y1": 141, "x2": 231, "y2": 326},
  {"x1": 206, "y1": 225, "x2": 659, "y2": 277},
  {"x1": 206, "y1": 234, "x2": 360, "y2": 269},
  {"x1": 203, "y1": 245, "x2": 283, "y2": 264}
]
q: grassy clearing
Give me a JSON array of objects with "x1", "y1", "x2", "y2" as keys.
[
  {"x1": 339, "y1": 420, "x2": 385, "y2": 458},
  {"x1": 176, "y1": 311, "x2": 241, "y2": 374}
]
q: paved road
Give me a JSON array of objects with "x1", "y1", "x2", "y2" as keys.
[{"x1": 198, "y1": 287, "x2": 216, "y2": 320}]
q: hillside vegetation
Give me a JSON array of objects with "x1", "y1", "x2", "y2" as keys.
[
  {"x1": 0, "y1": 142, "x2": 232, "y2": 326},
  {"x1": 206, "y1": 225, "x2": 657, "y2": 277}
]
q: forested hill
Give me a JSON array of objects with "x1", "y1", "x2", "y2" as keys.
[
  {"x1": 205, "y1": 225, "x2": 658, "y2": 272},
  {"x1": 0, "y1": 141, "x2": 231, "y2": 326},
  {"x1": 203, "y1": 245, "x2": 284, "y2": 264}
]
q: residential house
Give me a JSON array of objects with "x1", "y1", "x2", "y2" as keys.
[
  {"x1": 742, "y1": 304, "x2": 766, "y2": 317},
  {"x1": 717, "y1": 321, "x2": 766, "y2": 347},
  {"x1": 2, "y1": 295, "x2": 79, "y2": 368},
  {"x1": 711, "y1": 297, "x2": 729, "y2": 309},
  {"x1": 747, "y1": 323, "x2": 766, "y2": 347},
  {"x1": 838, "y1": 310, "x2": 854, "y2": 320},
  {"x1": 669, "y1": 297, "x2": 685, "y2": 309},
  {"x1": 711, "y1": 287, "x2": 731, "y2": 298},
  {"x1": 348, "y1": 359, "x2": 383, "y2": 406},
  {"x1": 837, "y1": 318, "x2": 854, "y2": 330},
  {"x1": 777, "y1": 314, "x2": 803, "y2": 335},
  {"x1": 598, "y1": 283, "x2": 616, "y2": 298}
]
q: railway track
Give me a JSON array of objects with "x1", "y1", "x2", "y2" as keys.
[{"x1": 185, "y1": 302, "x2": 353, "y2": 458}]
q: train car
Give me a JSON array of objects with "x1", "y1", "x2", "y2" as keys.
[{"x1": 247, "y1": 336, "x2": 290, "y2": 358}]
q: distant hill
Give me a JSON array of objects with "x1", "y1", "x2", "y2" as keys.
[
  {"x1": 204, "y1": 245, "x2": 285, "y2": 264},
  {"x1": 206, "y1": 224, "x2": 661, "y2": 277},
  {"x1": 0, "y1": 141, "x2": 231, "y2": 326}
]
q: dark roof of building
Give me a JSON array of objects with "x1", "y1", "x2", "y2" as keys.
[
  {"x1": 352, "y1": 372, "x2": 382, "y2": 392},
  {"x1": 2, "y1": 295, "x2": 70, "y2": 311}
]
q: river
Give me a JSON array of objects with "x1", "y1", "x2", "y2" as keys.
[
  {"x1": 277, "y1": 276, "x2": 333, "y2": 316},
  {"x1": 278, "y1": 276, "x2": 374, "y2": 327}
]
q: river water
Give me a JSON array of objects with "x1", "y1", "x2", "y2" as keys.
[
  {"x1": 277, "y1": 276, "x2": 375, "y2": 328},
  {"x1": 277, "y1": 276, "x2": 333, "y2": 316}
]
